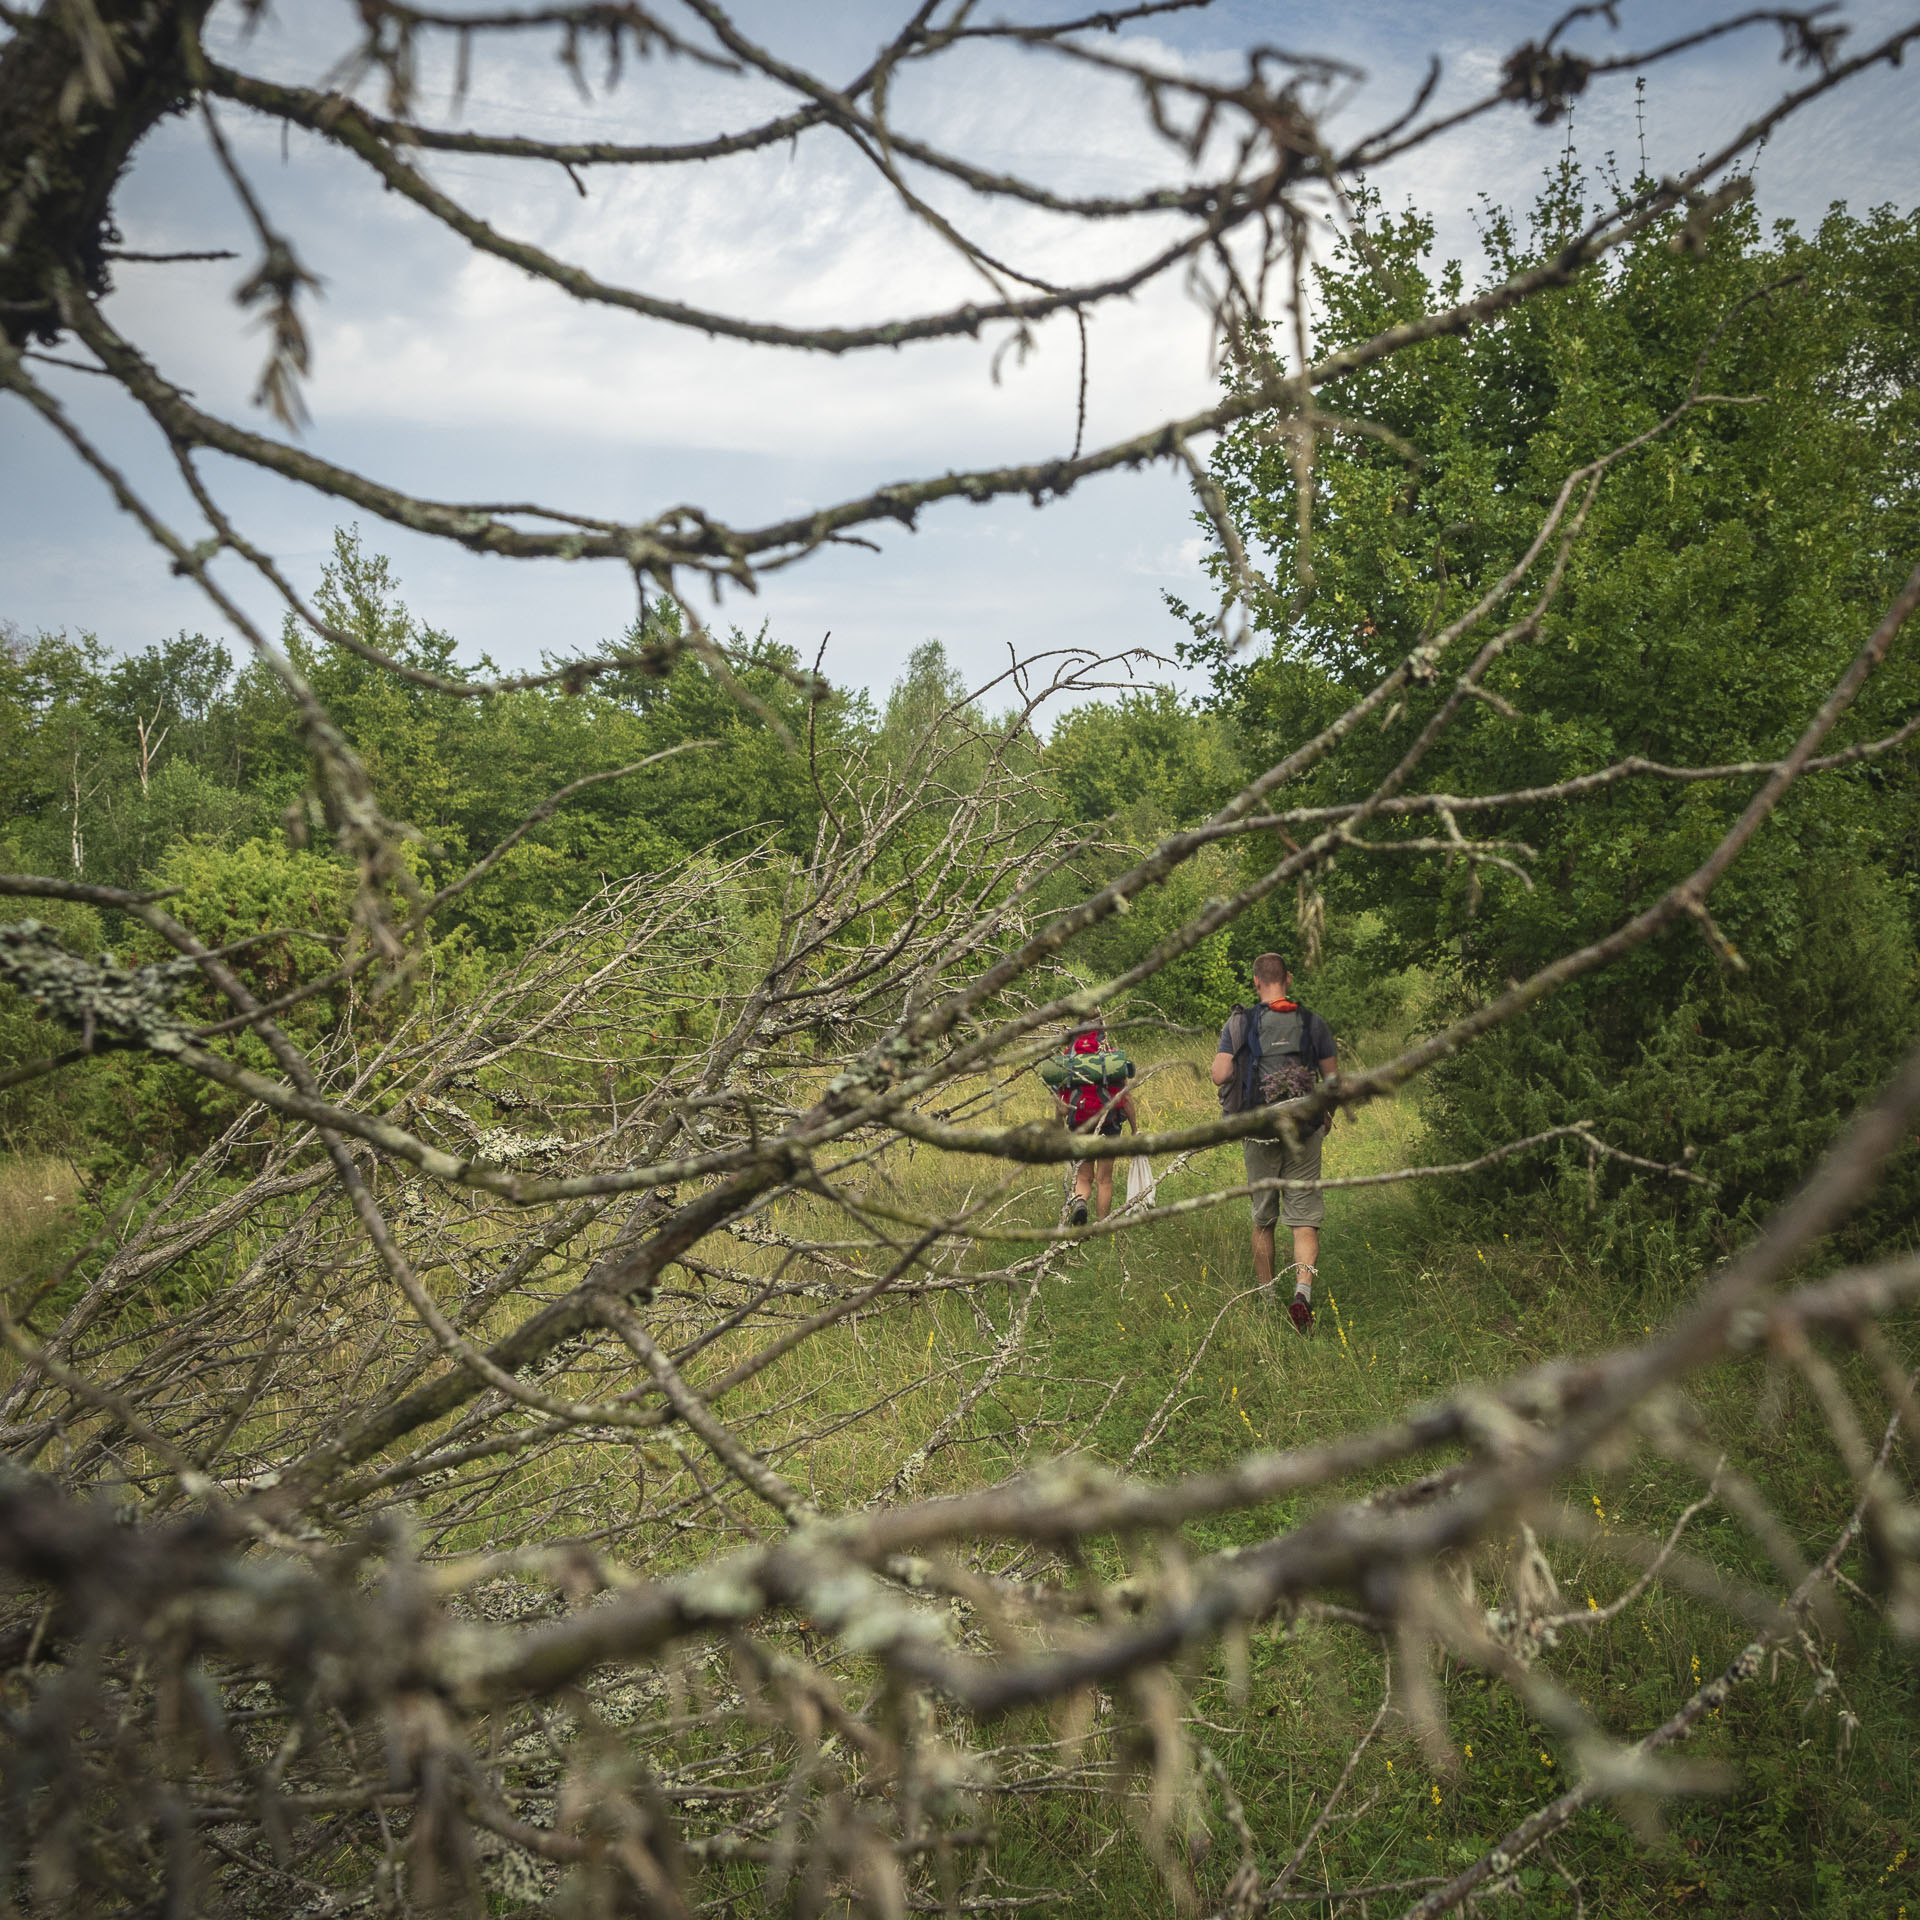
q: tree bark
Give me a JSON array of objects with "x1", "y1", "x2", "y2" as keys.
[{"x1": 0, "y1": 1, "x2": 215, "y2": 345}]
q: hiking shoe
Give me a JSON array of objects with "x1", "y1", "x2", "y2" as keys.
[
  {"x1": 1288, "y1": 1290, "x2": 1314, "y2": 1335},
  {"x1": 1069, "y1": 1199, "x2": 1089, "y2": 1227}
]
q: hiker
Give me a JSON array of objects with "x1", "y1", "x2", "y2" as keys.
[
  {"x1": 1046, "y1": 1023, "x2": 1135, "y2": 1226},
  {"x1": 1210, "y1": 953, "x2": 1339, "y2": 1332}
]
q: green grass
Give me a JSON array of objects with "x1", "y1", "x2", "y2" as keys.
[
  {"x1": 787, "y1": 1036, "x2": 1920, "y2": 1918},
  {"x1": 0, "y1": 1152, "x2": 80, "y2": 1289},
  {"x1": 1, "y1": 1039, "x2": 1913, "y2": 1919}
]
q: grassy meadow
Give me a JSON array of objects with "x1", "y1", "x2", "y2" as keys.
[
  {"x1": 0, "y1": 1155, "x2": 79, "y2": 1276},
  {"x1": 0, "y1": 1032, "x2": 1913, "y2": 1919},
  {"x1": 713, "y1": 1032, "x2": 1919, "y2": 1918}
]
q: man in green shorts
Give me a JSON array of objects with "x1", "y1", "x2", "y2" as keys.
[{"x1": 1210, "y1": 952, "x2": 1340, "y2": 1332}]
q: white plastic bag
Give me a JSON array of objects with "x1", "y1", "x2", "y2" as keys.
[{"x1": 1126, "y1": 1154, "x2": 1158, "y2": 1210}]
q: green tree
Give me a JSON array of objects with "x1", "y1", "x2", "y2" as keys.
[
  {"x1": 0, "y1": 624, "x2": 280, "y2": 890},
  {"x1": 0, "y1": 624, "x2": 113, "y2": 880},
  {"x1": 1045, "y1": 686, "x2": 1240, "y2": 837},
  {"x1": 1195, "y1": 171, "x2": 1920, "y2": 1238},
  {"x1": 281, "y1": 531, "x2": 844, "y2": 948},
  {"x1": 1036, "y1": 688, "x2": 1246, "y2": 1024}
]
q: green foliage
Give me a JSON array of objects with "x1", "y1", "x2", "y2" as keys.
[
  {"x1": 1428, "y1": 860, "x2": 1920, "y2": 1250},
  {"x1": 1298, "y1": 909, "x2": 1418, "y2": 1041},
  {"x1": 1038, "y1": 688, "x2": 1245, "y2": 1024},
  {"x1": 1196, "y1": 167, "x2": 1920, "y2": 1240},
  {"x1": 150, "y1": 836, "x2": 357, "y2": 1010},
  {"x1": 1046, "y1": 686, "x2": 1242, "y2": 838},
  {"x1": 74, "y1": 838, "x2": 364, "y2": 1166},
  {"x1": 1064, "y1": 841, "x2": 1242, "y2": 1025},
  {"x1": 0, "y1": 531, "x2": 866, "y2": 1153},
  {"x1": 0, "y1": 530, "x2": 843, "y2": 933},
  {"x1": 1, "y1": 623, "x2": 112, "y2": 880},
  {"x1": 876, "y1": 638, "x2": 978, "y2": 770},
  {"x1": 291, "y1": 530, "x2": 836, "y2": 947}
]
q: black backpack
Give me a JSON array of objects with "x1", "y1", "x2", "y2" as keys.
[{"x1": 1218, "y1": 1002, "x2": 1318, "y2": 1117}]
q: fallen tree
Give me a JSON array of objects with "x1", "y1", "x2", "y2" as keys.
[{"x1": 2, "y1": 3, "x2": 1918, "y2": 1913}]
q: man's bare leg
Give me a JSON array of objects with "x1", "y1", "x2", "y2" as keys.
[
  {"x1": 1251, "y1": 1224, "x2": 1275, "y2": 1292},
  {"x1": 1282, "y1": 1224, "x2": 1319, "y2": 1332},
  {"x1": 1095, "y1": 1160, "x2": 1115, "y2": 1221},
  {"x1": 1289, "y1": 1225, "x2": 1319, "y2": 1290}
]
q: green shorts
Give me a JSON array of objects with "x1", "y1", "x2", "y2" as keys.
[{"x1": 1244, "y1": 1128, "x2": 1325, "y2": 1230}]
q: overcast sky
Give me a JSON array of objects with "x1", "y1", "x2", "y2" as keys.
[{"x1": 4, "y1": 0, "x2": 1915, "y2": 701}]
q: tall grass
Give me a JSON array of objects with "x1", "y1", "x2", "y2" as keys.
[
  {"x1": 0, "y1": 1154, "x2": 79, "y2": 1284},
  {"x1": 742, "y1": 1032, "x2": 1916, "y2": 1917},
  {"x1": 0, "y1": 1033, "x2": 1911, "y2": 1918}
]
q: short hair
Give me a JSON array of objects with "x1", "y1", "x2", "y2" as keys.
[{"x1": 1252, "y1": 952, "x2": 1290, "y2": 988}]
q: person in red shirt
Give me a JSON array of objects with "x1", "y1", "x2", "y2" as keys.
[{"x1": 1055, "y1": 1024, "x2": 1135, "y2": 1226}]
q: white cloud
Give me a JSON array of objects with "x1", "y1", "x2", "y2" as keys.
[
  {"x1": 9, "y1": 0, "x2": 1917, "y2": 690},
  {"x1": 118, "y1": 9, "x2": 1309, "y2": 472}
]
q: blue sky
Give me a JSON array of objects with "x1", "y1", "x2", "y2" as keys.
[{"x1": 4, "y1": 0, "x2": 1915, "y2": 701}]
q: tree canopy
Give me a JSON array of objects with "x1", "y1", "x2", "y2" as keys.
[{"x1": 1191, "y1": 167, "x2": 1920, "y2": 1238}]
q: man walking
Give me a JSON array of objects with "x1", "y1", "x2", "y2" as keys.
[{"x1": 1210, "y1": 953, "x2": 1339, "y2": 1331}]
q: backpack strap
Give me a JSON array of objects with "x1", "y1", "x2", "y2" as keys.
[
  {"x1": 1236, "y1": 1002, "x2": 1263, "y2": 1112},
  {"x1": 1296, "y1": 1004, "x2": 1322, "y2": 1066}
]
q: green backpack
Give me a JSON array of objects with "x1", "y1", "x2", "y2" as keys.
[{"x1": 1038, "y1": 1049, "x2": 1135, "y2": 1094}]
